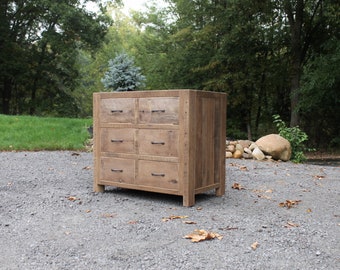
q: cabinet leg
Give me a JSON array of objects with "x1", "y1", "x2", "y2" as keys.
[
  {"x1": 215, "y1": 186, "x2": 225, "y2": 197},
  {"x1": 183, "y1": 194, "x2": 195, "y2": 207},
  {"x1": 94, "y1": 183, "x2": 105, "y2": 192}
]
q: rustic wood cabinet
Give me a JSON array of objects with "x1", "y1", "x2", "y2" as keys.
[{"x1": 93, "y1": 90, "x2": 226, "y2": 206}]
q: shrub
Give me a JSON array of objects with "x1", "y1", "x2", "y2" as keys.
[
  {"x1": 273, "y1": 114, "x2": 312, "y2": 163},
  {"x1": 101, "y1": 53, "x2": 146, "y2": 91}
]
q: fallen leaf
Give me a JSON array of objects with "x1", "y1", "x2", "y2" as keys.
[
  {"x1": 85, "y1": 209, "x2": 91, "y2": 213},
  {"x1": 184, "y1": 229, "x2": 223, "y2": 242},
  {"x1": 251, "y1": 241, "x2": 259, "y2": 250},
  {"x1": 128, "y1": 220, "x2": 138, "y2": 224},
  {"x1": 284, "y1": 221, "x2": 300, "y2": 228},
  {"x1": 162, "y1": 215, "x2": 188, "y2": 222},
  {"x1": 67, "y1": 196, "x2": 79, "y2": 201},
  {"x1": 258, "y1": 194, "x2": 272, "y2": 200},
  {"x1": 71, "y1": 152, "x2": 80, "y2": 156},
  {"x1": 265, "y1": 189, "x2": 273, "y2": 193},
  {"x1": 232, "y1": 183, "x2": 245, "y2": 190},
  {"x1": 314, "y1": 175, "x2": 325, "y2": 180},
  {"x1": 101, "y1": 213, "x2": 116, "y2": 218},
  {"x1": 306, "y1": 208, "x2": 312, "y2": 213},
  {"x1": 183, "y1": 220, "x2": 197, "y2": 224},
  {"x1": 196, "y1": 207, "x2": 203, "y2": 211},
  {"x1": 239, "y1": 166, "x2": 248, "y2": 171},
  {"x1": 279, "y1": 200, "x2": 301, "y2": 209},
  {"x1": 219, "y1": 226, "x2": 239, "y2": 231},
  {"x1": 82, "y1": 166, "x2": 92, "y2": 170}
]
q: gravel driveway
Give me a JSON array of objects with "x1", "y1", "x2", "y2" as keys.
[{"x1": 0, "y1": 151, "x2": 339, "y2": 270}]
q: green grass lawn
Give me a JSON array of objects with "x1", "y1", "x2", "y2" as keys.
[{"x1": 0, "y1": 114, "x2": 92, "y2": 151}]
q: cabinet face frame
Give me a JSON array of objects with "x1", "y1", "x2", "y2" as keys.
[{"x1": 93, "y1": 90, "x2": 226, "y2": 206}]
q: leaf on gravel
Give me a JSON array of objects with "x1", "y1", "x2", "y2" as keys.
[
  {"x1": 284, "y1": 221, "x2": 300, "y2": 228},
  {"x1": 183, "y1": 220, "x2": 197, "y2": 224},
  {"x1": 82, "y1": 166, "x2": 92, "y2": 170},
  {"x1": 314, "y1": 175, "x2": 325, "y2": 180},
  {"x1": 232, "y1": 183, "x2": 245, "y2": 190},
  {"x1": 279, "y1": 200, "x2": 301, "y2": 209},
  {"x1": 101, "y1": 213, "x2": 117, "y2": 218},
  {"x1": 251, "y1": 241, "x2": 259, "y2": 250},
  {"x1": 162, "y1": 215, "x2": 188, "y2": 222},
  {"x1": 196, "y1": 207, "x2": 203, "y2": 210},
  {"x1": 184, "y1": 229, "x2": 223, "y2": 242},
  {"x1": 128, "y1": 220, "x2": 138, "y2": 224},
  {"x1": 306, "y1": 208, "x2": 312, "y2": 213},
  {"x1": 85, "y1": 209, "x2": 91, "y2": 213},
  {"x1": 229, "y1": 163, "x2": 248, "y2": 171},
  {"x1": 67, "y1": 196, "x2": 79, "y2": 201}
]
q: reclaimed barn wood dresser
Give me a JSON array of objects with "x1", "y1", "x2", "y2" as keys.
[{"x1": 93, "y1": 90, "x2": 226, "y2": 206}]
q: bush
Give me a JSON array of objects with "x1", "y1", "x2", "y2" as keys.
[{"x1": 273, "y1": 114, "x2": 313, "y2": 163}]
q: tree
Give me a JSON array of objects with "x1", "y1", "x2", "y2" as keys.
[
  {"x1": 0, "y1": 0, "x2": 111, "y2": 115},
  {"x1": 101, "y1": 53, "x2": 146, "y2": 91}
]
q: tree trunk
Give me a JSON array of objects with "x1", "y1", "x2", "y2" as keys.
[
  {"x1": 2, "y1": 77, "x2": 12, "y2": 114},
  {"x1": 284, "y1": 0, "x2": 304, "y2": 127}
]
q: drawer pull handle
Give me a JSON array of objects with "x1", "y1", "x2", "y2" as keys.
[
  {"x1": 111, "y1": 110, "x2": 123, "y2": 113},
  {"x1": 151, "y1": 109, "x2": 165, "y2": 113},
  {"x1": 111, "y1": 169, "x2": 123, "y2": 173},
  {"x1": 151, "y1": 141, "x2": 165, "y2": 145},
  {"x1": 111, "y1": 139, "x2": 124, "y2": 143},
  {"x1": 151, "y1": 173, "x2": 165, "y2": 177}
]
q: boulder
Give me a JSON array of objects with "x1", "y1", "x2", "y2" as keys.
[
  {"x1": 226, "y1": 144, "x2": 236, "y2": 153},
  {"x1": 225, "y1": 151, "x2": 233, "y2": 158},
  {"x1": 233, "y1": 149, "x2": 243, "y2": 158},
  {"x1": 238, "y1": 140, "x2": 253, "y2": 149},
  {"x1": 252, "y1": 147, "x2": 265, "y2": 160},
  {"x1": 255, "y1": 134, "x2": 291, "y2": 161}
]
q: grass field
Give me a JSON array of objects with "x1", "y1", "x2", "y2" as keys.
[{"x1": 0, "y1": 114, "x2": 92, "y2": 151}]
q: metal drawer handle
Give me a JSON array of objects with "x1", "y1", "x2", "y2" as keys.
[
  {"x1": 111, "y1": 139, "x2": 124, "y2": 143},
  {"x1": 151, "y1": 141, "x2": 165, "y2": 145},
  {"x1": 111, "y1": 169, "x2": 123, "y2": 173},
  {"x1": 151, "y1": 173, "x2": 165, "y2": 177},
  {"x1": 151, "y1": 109, "x2": 165, "y2": 113},
  {"x1": 111, "y1": 110, "x2": 123, "y2": 113}
]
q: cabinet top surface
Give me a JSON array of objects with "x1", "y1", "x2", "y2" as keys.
[{"x1": 94, "y1": 89, "x2": 227, "y2": 98}]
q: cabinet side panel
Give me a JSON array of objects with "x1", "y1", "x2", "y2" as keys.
[
  {"x1": 93, "y1": 93, "x2": 104, "y2": 192},
  {"x1": 215, "y1": 94, "x2": 226, "y2": 196},
  {"x1": 195, "y1": 97, "x2": 216, "y2": 188}
]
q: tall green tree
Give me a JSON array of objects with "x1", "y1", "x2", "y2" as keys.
[{"x1": 0, "y1": 0, "x2": 111, "y2": 115}]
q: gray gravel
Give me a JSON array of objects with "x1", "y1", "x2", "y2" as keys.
[{"x1": 0, "y1": 151, "x2": 339, "y2": 270}]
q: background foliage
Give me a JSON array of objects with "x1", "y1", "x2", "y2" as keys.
[{"x1": 1, "y1": 0, "x2": 339, "y2": 149}]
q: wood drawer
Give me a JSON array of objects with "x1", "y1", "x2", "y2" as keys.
[
  {"x1": 136, "y1": 160, "x2": 179, "y2": 190},
  {"x1": 139, "y1": 97, "x2": 179, "y2": 124},
  {"x1": 100, "y1": 128, "x2": 135, "y2": 153},
  {"x1": 100, "y1": 98, "x2": 135, "y2": 123},
  {"x1": 100, "y1": 157, "x2": 135, "y2": 184},
  {"x1": 138, "y1": 129, "x2": 179, "y2": 157}
]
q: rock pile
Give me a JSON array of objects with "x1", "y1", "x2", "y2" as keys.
[{"x1": 226, "y1": 134, "x2": 292, "y2": 161}]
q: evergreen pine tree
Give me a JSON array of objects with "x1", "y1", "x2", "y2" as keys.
[{"x1": 101, "y1": 53, "x2": 146, "y2": 91}]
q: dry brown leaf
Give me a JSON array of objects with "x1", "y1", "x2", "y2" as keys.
[
  {"x1": 251, "y1": 241, "x2": 259, "y2": 250},
  {"x1": 258, "y1": 194, "x2": 272, "y2": 200},
  {"x1": 306, "y1": 208, "x2": 312, "y2": 213},
  {"x1": 128, "y1": 220, "x2": 138, "y2": 224},
  {"x1": 184, "y1": 229, "x2": 223, "y2": 243},
  {"x1": 279, "y1": 200, "x2": 301, "y2": 209},
  {"x1": 85, "y1": 209, "x2": 91, "y2": 213},
  {"x1": 196, "y1": 207, "x2": 203, "y2": 211},
  {"x1": 239, "y1": 166, "x2": 248, "y2": 171},
  {"x1": 67, "y1": 196, "x2": 79, "y2": 201},
  {"x1": 232, "y1": 183, "x2": 245, "y2": 190},
  {"x1": 284, "y1": 221, "x2": 300, "y2": 228},
  {"x1": 82, "y1": 166, "x2": 92, "y2": 170},
  {"x1": 162, "y1": 215, "x2": 188, "y2": 222},
  {"x1": 314, "y1": 175, "x2": 325, "y2": 180},
  {"x1": 183, "y1": 220, "x2": 197, "y2": 224},
  {"x1": 101, "y1": 213, "x2": 116, "y2": 218}
]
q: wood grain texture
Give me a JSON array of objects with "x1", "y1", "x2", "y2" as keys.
[{"x1": 93, "y1": 90, "x2": 226, "y2": 206}]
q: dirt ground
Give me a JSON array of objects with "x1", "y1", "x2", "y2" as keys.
[{"x1": 0, "y1": 151, "x2": 339, "y2": 269}]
